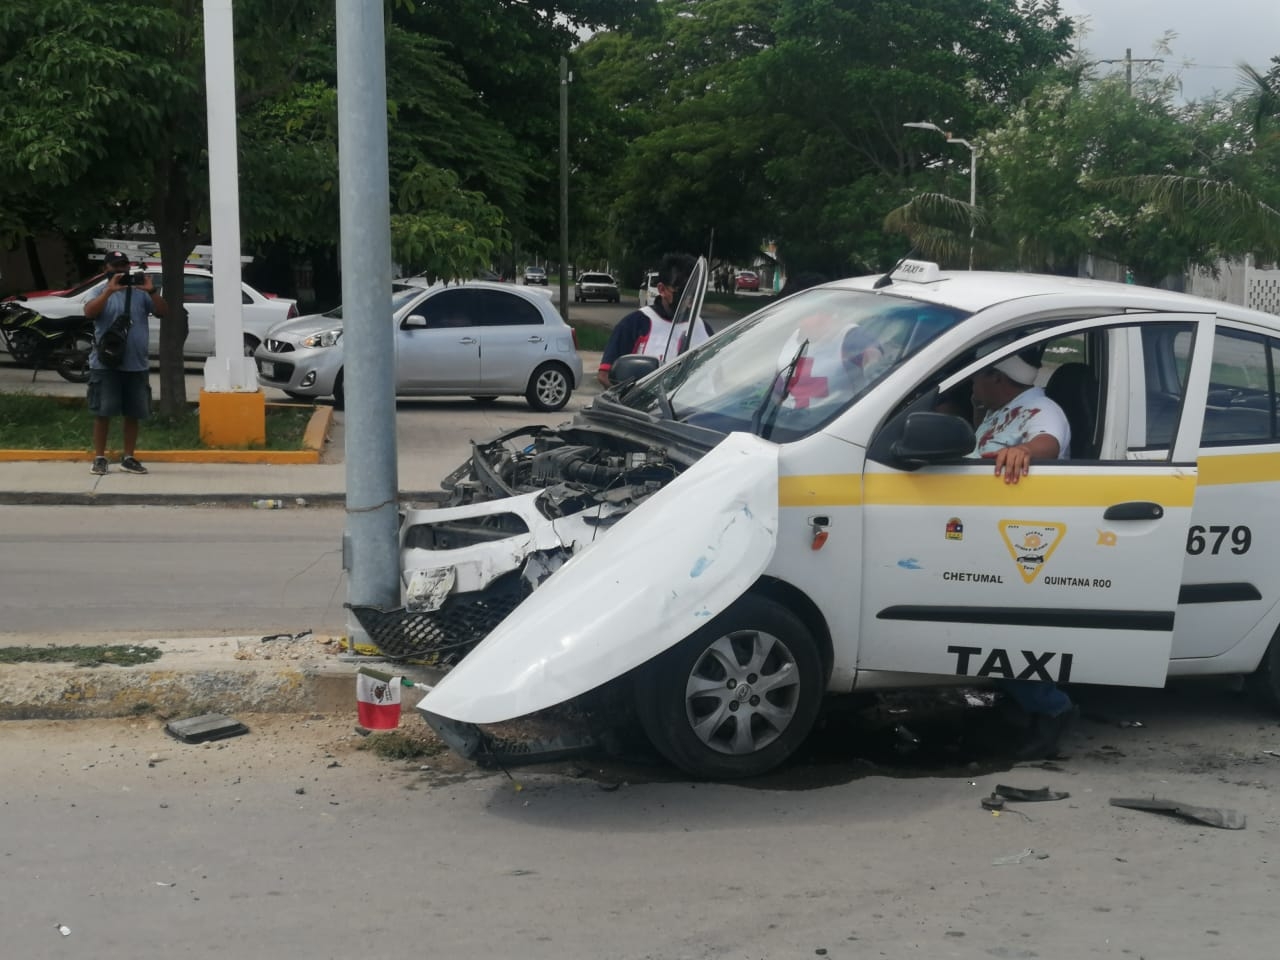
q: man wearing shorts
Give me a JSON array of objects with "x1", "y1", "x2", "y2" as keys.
[{"x1": 83, "y1": 251, "x2": 168, "y2": 475}]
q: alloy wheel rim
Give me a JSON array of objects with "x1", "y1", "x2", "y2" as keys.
[
  {"x1": 537, "y1": 370, "x2": 567, "y2": 405},
  {"x1": 684, "y1": 629, "x2": 800, "y2": 755}
]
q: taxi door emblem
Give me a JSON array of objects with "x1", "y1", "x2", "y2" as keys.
[
  {"x1": 945, "y1": 517, "x2": 964, "y2": 541},
  {"x1": 999, "y1": 520, "x2": 1066, "y2": 583}
]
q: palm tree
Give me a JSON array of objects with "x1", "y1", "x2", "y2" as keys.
[
  {"x1": 1095, "y1": 60, "x2": 1280, "y2": 266},
  {"x1": 882, "y1": 192, "x2": 989, "y2": 268}
]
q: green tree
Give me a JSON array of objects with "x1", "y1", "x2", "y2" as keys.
[
  {"x1": 576, "y1": 0, "x2": 1076, "y2": 280},
  {"x1": 390, "y1": 164, "x2": 509, "y2": 281},
  {"x1": 0, "y1": 0, "x2": 330, "y2": 416},
  {"x1": 387, "y1": 0, "x2": 657, "y2": 265},
  {"x1": 0, "y1": 0, "x2": 644, "y2": 415},
  {"x1": 1101, "y1": 58, "x2": 1280, "y2": 267},
  {"x1": 986, "y1": 78, "x2": 1231, "y2": 282},
  {"x1": 760, "y1": 0, "x2": 1074, "y2": 274}
]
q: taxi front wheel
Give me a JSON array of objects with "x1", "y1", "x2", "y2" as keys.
[{"x1": 634, "y1": 595, "x2": 823, "y2": 780}]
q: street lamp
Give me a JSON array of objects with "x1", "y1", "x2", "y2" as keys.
[{"x1": 904, "y1": 121, "x2": 978, "y2": 270}]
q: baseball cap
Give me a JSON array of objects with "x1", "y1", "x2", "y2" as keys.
[
  {"x1": 103, "y1": 251, "x2": 130, "y2": 268},
  {"x1": 992, "y1": 346, "x2": 1043, "y2": 386}
]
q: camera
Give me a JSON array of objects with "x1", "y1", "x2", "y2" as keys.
[{"x1": 114, "y1": 270, "x2": 146, "y2": 286}]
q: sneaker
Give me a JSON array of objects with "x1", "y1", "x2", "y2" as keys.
[
  {"x1": 1013, "y1": 705, "x2": 1079, "y2": 761},
  {"x1": 119, "y1": 456, "x2": 148, "y2": 475},
  {"x1": 90, "y1": 456, "x2": 108, "y2": 476}
]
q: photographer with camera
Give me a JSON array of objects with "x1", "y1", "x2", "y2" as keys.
[{"x1": 83, "y1": 251, "x2": 168, "y2": 475}]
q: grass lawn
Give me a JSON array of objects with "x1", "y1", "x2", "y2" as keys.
[
  {"x1": 570, "y1": 323, "x2": 612, "y2": 351},
  {"x1": 0, "y1": 392, "x2": 313, "y2": 450},
  {"x1": 0, "y1": 644, "x2": 162, "y2": 667}
]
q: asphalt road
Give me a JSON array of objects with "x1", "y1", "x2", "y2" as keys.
[
  {"x1": 2, "y1": 679, "x2": 1278, "y2": 960},
  {"x1": 0, "y1": 504, "x2": 349, "y2": 639}
]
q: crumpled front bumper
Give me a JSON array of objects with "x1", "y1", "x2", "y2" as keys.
[
  {"x1": 350, "y1": 489, "x2": 612, "y2": 662},
  {"x1": 419, "y1": 709, "x2": 602, "y2": 767},
  {"x1": 347, "y1": 569, "x2": 530, "y2": 663}
]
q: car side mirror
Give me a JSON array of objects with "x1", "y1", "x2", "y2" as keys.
[
  {"x1": 402, "y1": 313, "x2": 427, "y2": 329},
  {"x1": 609, "y1": 353, "x2": 660, "y2": 386},
  {"x1": 889, "y1": 412, "x2": 976, "y2": 465}
]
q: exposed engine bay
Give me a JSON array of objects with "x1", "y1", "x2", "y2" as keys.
[
  {"x1": 348, "y1": 422, "x2": 705, "y2": 662},
  {"x1": 438, "y1": 423, "x2": 690, "y2": 514}
]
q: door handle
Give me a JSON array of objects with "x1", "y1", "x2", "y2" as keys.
[
  {"x1": 526, "y1": 336, "x2": 545, "y2": 343},
  {"x1": 1103, "y1": 501, "x2": 1165, "y2": 521},
  {"x1": 457, "y1": 336, "x2": 477, "y2": 345}
]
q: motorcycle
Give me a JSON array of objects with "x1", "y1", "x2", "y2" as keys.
[{"x1": 0, "y1": 300, "x2": 94, "y2": 383}]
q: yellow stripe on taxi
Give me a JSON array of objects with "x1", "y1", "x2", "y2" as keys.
[{"x1": 778, "y1": 471, "x2": 1199, "y2": 509}]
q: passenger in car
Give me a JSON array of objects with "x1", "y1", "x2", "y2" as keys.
[{"x1": 970, "y1": 347, "x2": 1071, "y2": 485}]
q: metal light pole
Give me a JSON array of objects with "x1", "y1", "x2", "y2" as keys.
[
  {"x1": 558, "y1": 56, "x2": 570, "y2": 320},
  {"x1": 904, "y1": 121, "x2": 978, "y2": 270},
  {"x1": 337, "y1": 0, "x2": 400, "y2": 646}
]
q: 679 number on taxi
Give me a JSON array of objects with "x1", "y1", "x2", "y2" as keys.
[{"x1": 1186, "y1": 524, "x2": 1251, "y2": 556}]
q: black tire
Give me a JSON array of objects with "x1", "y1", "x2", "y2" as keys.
[
  {"x1": 5, "y1": 327, "x2": 42, "y2": 366},
  {"x1": 1246, "y1": 627, "x2": 1280, "y2": 711},
  {"x1": 243, "y1": 335, "x2": 259, "y2": 358},
  {"x1": 633, "y1": 594, "x2": 824, "y2": 779},
  {"x1": 525, "y1": 362, "x2": 571, "y2": 412},
  {"x1": 332, "y1": 371, "x2": 345, "y2": 410},
  {"x1": 55, "y1": 330, "x2": 94, "y2": 383},
  {"x1": 470, "y1": 395, "x2": 499, "y2": 404}
]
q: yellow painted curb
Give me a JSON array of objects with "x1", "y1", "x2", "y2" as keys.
[
  {"x1": 0, "y1": 406, "x2": 332, "y2": 464},
  {"x1": 302, "y1": 404, "x2": 333, "y2": 452}
]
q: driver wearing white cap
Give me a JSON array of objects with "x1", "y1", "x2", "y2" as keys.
[{"x1": 969, "y1": 346, "x2": 1070, "y2": 485}]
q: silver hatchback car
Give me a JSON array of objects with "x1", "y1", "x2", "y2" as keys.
[{"x1": 254, "y1": 282, "x2": 582, "y2": 410}]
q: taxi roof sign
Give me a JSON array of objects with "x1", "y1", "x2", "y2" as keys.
[{"x1": 889, "y1": 259, "x2": 943, "y2": 283}]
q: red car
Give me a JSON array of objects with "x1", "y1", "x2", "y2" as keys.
[{"x1": 735, "y1": 270, "x2": 760, "y2": 291}]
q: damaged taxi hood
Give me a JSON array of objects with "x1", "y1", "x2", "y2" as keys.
[{"x1": 418, "y1": 432, "x2": 779, "y2": 724}]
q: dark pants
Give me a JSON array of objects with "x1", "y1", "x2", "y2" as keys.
[{"x1": 1000, "y1": 680, "x2": 1073, "y2": 717}]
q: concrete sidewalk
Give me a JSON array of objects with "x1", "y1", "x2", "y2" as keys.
[
  {"x1": 0, "y1": 633, "x2": 440, "y2": 722},
  {"x1": 0, "y1": 349, "x2": 606, "y2": 505}
]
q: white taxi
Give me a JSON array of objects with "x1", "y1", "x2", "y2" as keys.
[{"x1": 353, "y1": 259, "x2": 1280, "y2": 779}]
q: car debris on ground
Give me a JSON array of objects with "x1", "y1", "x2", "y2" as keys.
[
  {"x1": 1109, "y1": 796, "x2": 1246, "y2": 830},
  {"x1": 164, "y1": 713, "x2": 249, "y2": 744}
]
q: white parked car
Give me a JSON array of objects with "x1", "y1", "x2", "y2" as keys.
[
  {"x1": 255, "y1": 281, "x2": 583, "y2": 410},
  {"x1": 15, "y1": 265, "x2": 298, "y2": 358},
  {"x1": 574, "y1": 271, "x2": 620, "y2": 303},
  {"x1": 354, "y1": 258, "x2": 1280, "y2": 779}
]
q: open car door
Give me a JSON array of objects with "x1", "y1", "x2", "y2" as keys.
[
  {"x1": 856, "y1": 314, "x2": 1214, "y2": 688},
  {"x1": 663, "y1": 256, "x2": 710, "y2": 360}
]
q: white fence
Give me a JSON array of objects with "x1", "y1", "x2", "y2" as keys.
[
  {"x1": 1081, "y1": 254, "x2": 1280, "y2": 316},
  {"x1": 1180, "y1": 256, "x2": 1280, "y2": 315}
]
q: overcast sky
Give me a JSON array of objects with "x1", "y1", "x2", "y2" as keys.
[{"x1": 1062, "y1": 0, "x2": 1279, "y2": 101}]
